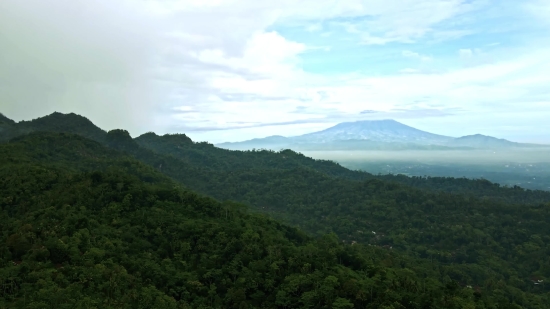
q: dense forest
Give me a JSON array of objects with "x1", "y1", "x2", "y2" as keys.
[{"x1": 1, "y1": 112, "x2": 549, "y2": 308}]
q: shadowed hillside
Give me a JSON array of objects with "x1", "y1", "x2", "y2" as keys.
[
  {"x1": 1, "y1": 132, "x2": 512, "y2": 308},
  {"x1": 1, "y1": 113, "x2": 550, "y2": 308}
]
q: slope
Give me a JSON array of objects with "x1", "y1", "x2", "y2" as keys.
[
  {"x1": 4, "y1": 111, "x2": 549, "y2": 202},
  {"x1": 135, "y1": 130, "x2": 550, "y2": 205},
  {"x1": 134, "y1": 132, "x2": 371, "y2": 180},
  {"x1": 3, "y1": 126, "x2": 550, "y2": 307},
  {"x1": 2, "y1": 112, "x2": 107, "y2": 143},
  {"x1": 1, "y1": 133, "x2": 496, "y2": 308}
]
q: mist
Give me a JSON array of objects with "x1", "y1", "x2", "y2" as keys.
[
  {"x1": 302, "y1": 148, "x2": 550, "y2": 190},
  {"x1": 0, "y1": 0, "x2": 166, "y2": 135},
  {"x1": 301, "y1": 148, "x2": 550, "y2": 165}
]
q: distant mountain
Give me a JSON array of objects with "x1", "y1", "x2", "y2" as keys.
[
  {"x1": 216, "y1": 119, "x2": 450, "y2": 150},
  {"x1": 217, "y1": 120, "x2": 453, "y2": 150},
  {"x1": 217, "y1": 119, "x2": 546, "y2": 151},
  {"x1": 295, "y1": 119, "x2": 452, "y2": 144},
  {"x1": 446, "y1": 134, "x2": 543, "y2": 149}
]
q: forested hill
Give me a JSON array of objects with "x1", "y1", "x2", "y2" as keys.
[
  {"x1": 1, "y1": 132, "x2": 519, "y2": 308},
  {"x1": 1, "y1": 112, "x2": 550, "y2": 307},
  {"x1": 0, "y1": 112, "x2": 107, "y2": 144},
  {"x1": 134, "y1": 132, "x2": 369, "y2": 180},
  {"x1": 2, "y1": 112, "x2": 550, "y2": 204}
]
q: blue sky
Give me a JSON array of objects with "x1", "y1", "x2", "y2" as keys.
[{"x1": 1, "y1": 0, "x2": 550, "y2": 143}]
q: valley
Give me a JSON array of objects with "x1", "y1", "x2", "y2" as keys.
[{"x1": 302, "y1": 149, "x2": 550, "y2": 191}]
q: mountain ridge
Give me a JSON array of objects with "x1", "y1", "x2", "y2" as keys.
[
  {"x1": 217, "y1": 119, "x2": 545, "y2": 150},
  {"x1": 2, "y1": 113, "x2": 550, "y2": 307},
  {"x1": 5, "y1": 131, "x2": 536, "y2": 308}
]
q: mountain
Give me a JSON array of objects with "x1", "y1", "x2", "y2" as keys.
[
  {"x1": 217, "y1": 119, "x2": 455, "y2": 150},
  {"x1": 447, "y1": 134, "x2": 543, "y2": 149},
  {"x1": 217, "y1": 119, "x2": 545, "y2": 150},
  {"x1": 0, "y1": 116, "x2": 550, "y2": 309},
  {"x1": 2, "y1": 112, "x2": 550, "y2": 307},
  {"x1": 0, "y1": 111, "x2": 107, "y2": 143},
  {"x1": 295, "y1": 119, "x2": 452, "y2": 144},
  {"x1": 20, "y1": 112, "x2": 108, "y2": 142},
  {"x1": 4, "y1": 133, "x2": 423, "y2": 308},
  {"x1": 2, "y1": 112, "x2": 549, "y2": 198}
]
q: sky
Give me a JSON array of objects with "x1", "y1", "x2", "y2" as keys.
[{"x1": 1, "y1": 0, "x2": 550, "y2": 144}]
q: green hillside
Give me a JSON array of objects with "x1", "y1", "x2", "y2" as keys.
[
  {"x1": 1, "y1": 133, "x2": 496, "y2": 309},
  {"x1": 1, "y1": 112, "x2": 549, "y2": 308}
]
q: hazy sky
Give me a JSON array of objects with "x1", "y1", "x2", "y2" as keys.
[{"x1": 1, "y1": 0, "x2": 549, "y2": 143}]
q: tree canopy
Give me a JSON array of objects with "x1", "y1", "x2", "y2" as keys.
[{"x1": 1, "y1": 112, "x2": 549, "y2": 308}]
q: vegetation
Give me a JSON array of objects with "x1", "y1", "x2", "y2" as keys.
[
  {"x1": 0, "y1": 133, "x2": 489, "y2": 308},
  {"x1": 1, "y1": 112, "x2": 549, "y2": 308}
]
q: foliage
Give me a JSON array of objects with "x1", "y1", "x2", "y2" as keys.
[
  {"x1": 1, "y1": 112, "x2": 550, "y2": 308},
  {"x1": 1, "y1": 135, "x2": 495, "y2": 308}
]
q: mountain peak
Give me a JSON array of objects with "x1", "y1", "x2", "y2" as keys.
[
  {"x1": 296, "y1": 119, "x2": 451, "y2": 144},
  {"x1": 135, "y1": 132, "x2": 194, "y2": 146},
  {"x1": 312, "y1": 119, "x2": 416, "y2": 133},
  {"x1": 106, "y1": 129, "x2": 139, "y2": 151},
  {"x1": 455, "y1": 134, "x2": 507, "y2": 141},
  {"x1": 355, "y1": 119, "x2": 397, "y2": 123},
  {"x1": 23, "y1": 112, "x2": 98, "y2": 129},
  {"x1": 448, "y1": 134, "x2": 518, "y2": 148},
  {"x1": 15, "y1": 112, "x2": 107, "y2": 143},
  {"x1": 336, "y1": 119, "x2": 398, "y2": 125}
]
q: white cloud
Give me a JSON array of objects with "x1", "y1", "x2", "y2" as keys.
[
  {"x1": 0, "y1": 0, "x2": 164, "y2": 132},
  {"x1": 0, "y1": 0, "x2": 549, "y2": 143},
  {"x1": 305, "y1": 23, "x2": 323, "y2": 32},
  {"x1": 340, "y1": 0, "x2": 487, "y2": 45},
  {"x1": 524, "y1": 0, "x2": 550, "y2": 25},
  {"x1": 400, "y1": 68, "x2": 421, "y2": 74},
  {"x1": 402, "y1": 50, "x2": 432, "y2": 61},
  {"x1": 459, "y1": 48, "x2": 474, "y2": 58}
]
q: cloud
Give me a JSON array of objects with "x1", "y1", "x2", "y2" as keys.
[
  {"x1": 458, "y1": 48, "x2": 474, "y2": 58},
  {"x1": 524, "y1": 0, "x2": 550, "y2": 25},
  {"x1": 402, "y1": 50, "x2": 432, "y2": 61},
  {"x1": 1, "y1": 0, "x2": 549, "y2": 144},
  {"x1": 305, "y1": 23, "x2": 323, "y2": 32},
  {"x1": 334, "y1": 0, "x2": 486, "y2": 45},
  {"x1": 173, "y1": 106, "x2": 456, "y2": 133},
  {"x1": 400, "y1": 68, "x2": 420, "y2": 74},
  {"x1": 0, "y1": 0, "x2": 167, "y2": 132}
]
